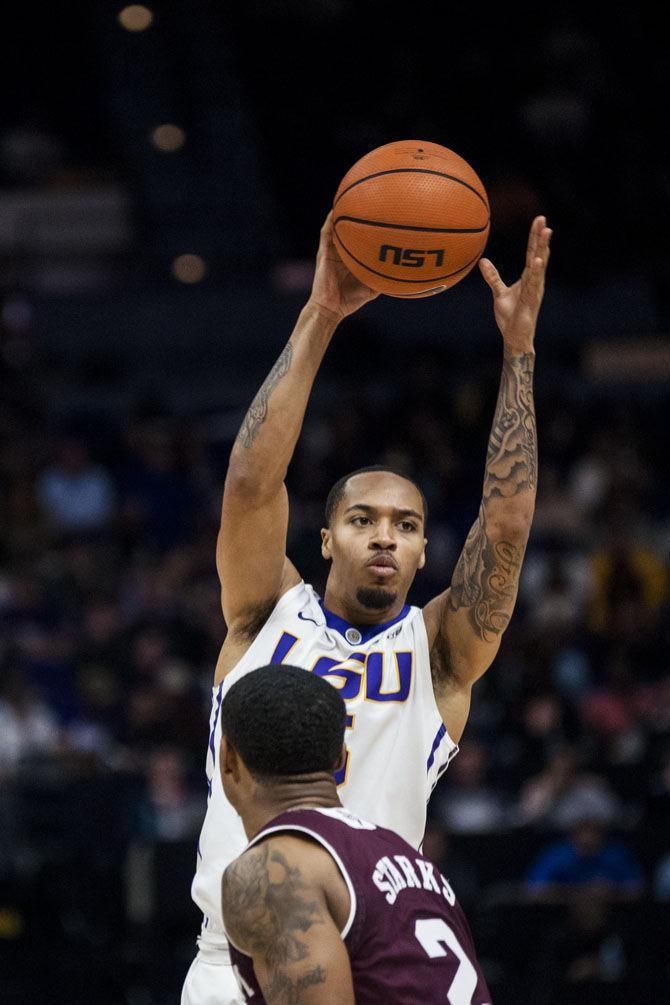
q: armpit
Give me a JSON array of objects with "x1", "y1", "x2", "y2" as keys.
[
  {"x1": 234, "y1": 595, "x2": 280, "y2": 642},
  {"x1": 429, "y1": 625, "x2": 457, "y2": 694}
]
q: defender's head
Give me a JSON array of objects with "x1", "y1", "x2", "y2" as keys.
[
  {"x1": 219, "y1": 664, "x2": 347, "y2": 818},
  {"x1": 321, "y1": 466, "x2": 427, "y2": 616}
]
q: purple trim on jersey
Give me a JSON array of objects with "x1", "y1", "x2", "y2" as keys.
[
  {"x1": 318, "y1": 599, "x2": 411, "y2": 644},
  {"x1": 208, "y1": 682, "x2": 224, "y2": 764},
  {"x1": 426, "y1": 723, "x2": 447, "y2": 771},
  {"x1": 270, "y1": 631, "x2": 299, "y2": 663}
]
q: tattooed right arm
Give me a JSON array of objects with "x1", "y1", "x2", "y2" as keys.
[
  {"x1": 215, "y1": 215, "x2": 375, "y2": 678},
  {"x1": 215, "y1": 299, "x2": 339, "y2": 660},
  {"x1": 222, "y1": 837, "x2": 355, "y2": 1005}
]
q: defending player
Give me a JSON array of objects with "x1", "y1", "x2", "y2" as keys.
[
  {"x1": 220, "y1": 665, "x2": 492, "y2": 1005},
  {"x1": 182, "y1": 213, "x2": 550, "y2": 1003}
]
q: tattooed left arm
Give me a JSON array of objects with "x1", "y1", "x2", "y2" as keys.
[
  {"x1": 222, "y1": 837, "x2": 355, "y2": 1005},
  {"x1": 424, "y1": 217, "x2": 551, "y2": 740}
]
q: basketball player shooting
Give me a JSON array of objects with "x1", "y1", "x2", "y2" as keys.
[
  {"x1": 220, "y1": 665, "x2": 492, "y2": 1004},
  {"x1": 181, "y1": 214, "x2": 551, "y2": 1004}
]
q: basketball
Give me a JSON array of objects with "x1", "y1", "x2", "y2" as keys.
[{"x1": 332, "y1": 140, "x2": 490, "y2": 298}]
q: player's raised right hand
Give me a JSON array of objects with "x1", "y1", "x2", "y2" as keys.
[{"x1": 309, "y1": 212, "x2": 379, "y2": 321}]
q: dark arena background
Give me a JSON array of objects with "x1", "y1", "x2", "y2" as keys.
[{"x1": 1, "y1": 4, "x2": 669, "y2": 1003}]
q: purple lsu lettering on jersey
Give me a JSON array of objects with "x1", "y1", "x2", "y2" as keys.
[{"x1": 226, "y1": 807, "x2": 492, "y2": 1005}]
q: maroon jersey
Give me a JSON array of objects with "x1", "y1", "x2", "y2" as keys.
[{"x1": 226, "y1": 806, "x2": 492, "y2": 1004}]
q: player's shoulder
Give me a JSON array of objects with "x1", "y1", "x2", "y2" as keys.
[
  {"x1": 230, "y1": 828, "x2": 336, "y2": 883},
  {"x1": 279, "y1": 807, "x2": 417, "y2": 865},
  {"x1": 270, "y1": 578, "x2": 319, "y2": 621},
  {"x1": 222, "y1": 831, "x2": 333, "y2": 936},
  {"x1": 232, "y1": 577, "x2": 313, "y2": 640},
  {"x1": 221, "y1": 841, "x2": 268, "y2": 952},
  {"x1": 252, "y1": 808, "x2": 386, "y2": 881},
  {"x1": 222, "y1": 839, "x2": 268, "y2": 898},
  {"x1": 286, "y1": 806, "x2": 380, "y2": 835}
]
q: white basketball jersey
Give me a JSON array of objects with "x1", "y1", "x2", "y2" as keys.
[{"x1": 191, "y1": 580, "x2": 458, "y2": 939}]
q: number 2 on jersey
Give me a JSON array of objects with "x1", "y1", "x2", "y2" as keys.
[{"x1": 415, "y1": 918, "x2": 478, "y2": 1005}]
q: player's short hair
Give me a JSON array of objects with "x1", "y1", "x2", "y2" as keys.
[
  {"x1": 220, "y1": 664, "x2": 346, "y2": 779},
  {"x1": 324, "y1": 465, "x2": 428, "y2": 527}
]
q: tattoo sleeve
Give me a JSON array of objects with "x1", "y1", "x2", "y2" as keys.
[
  {"x1": 448, "y1": 352, "x2": 536, "y2": 644},
  {"x1": 484, "y1": 351, "x2": 537, "y2": 499},
  {"x1": 448, "y1": 505, "x2": 524, "y2": 643},
  {"x1": 221, "y1": 843, "x2": 327, "y2": 1004},
  {"x1": 236, "y1": 342, "x2": 294, "y2": 449}
]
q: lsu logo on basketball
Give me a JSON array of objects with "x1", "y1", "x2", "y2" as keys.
[{"x1": 379, "y1": 245, "x2": 446, "y2": 268}]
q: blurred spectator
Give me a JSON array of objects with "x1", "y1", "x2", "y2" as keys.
[
  {"x1": 589, "y1": 496, "x2": 668, "y2": 638},
  {"x1": 515, "y1": 745, "x2": 577, "y2": 827},
  {"x1": 528, "y1": 557, "x2": 588, "y2": 635},
  {"x1": 37, "y1": 435, "x2": 116, "y2": 533},
  {"x1": 525, "y1": 817, "x2": 643, "y2": 901},
  {"x1": 0, "y1": 424, "x2": 48, "y2": 558},
  {"x1": 531, "y1": 462, "x2": 588, "y2": 542},
  {"x1": 569, "y1": 431, "x2": 649, "y2": 524},
  {"x1": 120, "y1": 423, "x2": 197, "y2": 550},
  {"x1": 517, "y1": 749, "x2": 623, "y2": 831},
  {"x1": 528, "y1": 893, "x2": 630, "y2": 1004},
  {"x1": 0, "y1": 660, "x2": 60, "y2": 776},
  {"x1": 508, "y1": 690, "x2": 582, "y2": 786},
  {"x1": 22, "y1": 623, "x2": 81, "y2": 725},
  {"x1": 432, "y1": 739, "x2": 509, "y2": 834},
  {"x1": 78, "y1": 594, "x2": 126, "y2": 670},
  {"x1": 137, "y1": 747, "x2": 205, "y2": 841}
]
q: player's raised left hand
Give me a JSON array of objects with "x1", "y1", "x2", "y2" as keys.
[{"x1": 479, "y1": 216, "x2": 552, "y2": 355}]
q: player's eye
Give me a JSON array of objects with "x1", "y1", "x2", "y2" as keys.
[
  {"x1": 399, "y1": 521, "x2": 417, "y2": 532},
  {"x1": 351, "y1": 515, "x2": 371, "y2": 526}
]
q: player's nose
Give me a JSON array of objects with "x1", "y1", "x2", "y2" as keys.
[{"x1": 370, "y1": 523, "x2": 397, "y2": 548}]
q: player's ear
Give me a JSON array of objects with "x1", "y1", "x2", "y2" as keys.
[
  {"x1": 220, "y1": 737, "x2": 241, "y2": 782},
  {"x1": 321, "y1": 527, "x2": 332, "y2": 560},
  {"x1": 334, "y1": 745, "x2": 347, "y2": 774},
  {"x1": 418, "y1": 536, "x2": 427, "y2": 570}
]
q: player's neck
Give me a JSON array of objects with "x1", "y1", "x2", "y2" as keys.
[
  {"x1": 323, "y1": 581, "x2": 406, "y2": 626},
  {"x1": 243, "y1": 775, "x2": 341, "y2": 839}
]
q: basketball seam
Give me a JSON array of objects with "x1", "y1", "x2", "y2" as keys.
[
  {"x1": 334, "y1": 215, "x2": 489, "y2": 235},
  {"x1": 334, "y1": 168, "x2": 489, "y2": 209},
  {"x1": 392, "y1": 286, "x2": 447, "y2": 297},
  {"x1": 333, "y1": 225, "x2": 483, "y2": 284}
]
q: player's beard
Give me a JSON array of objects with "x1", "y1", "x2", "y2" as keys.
[{"x1": 356, "y1": 586, "x2": 397, "y2": 610}]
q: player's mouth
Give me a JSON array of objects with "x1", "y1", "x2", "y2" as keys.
[{"x1": 366, "y1": 555, "x2": 398, "y2": 578}]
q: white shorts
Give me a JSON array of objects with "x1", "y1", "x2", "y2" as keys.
[{"x1": 181, "y1": 950, "x2": 244, "y2": 1005}]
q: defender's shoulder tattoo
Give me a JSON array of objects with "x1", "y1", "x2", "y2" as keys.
[{"x1": 222, "y1": 841, "x2": 327, "y2": 1003}]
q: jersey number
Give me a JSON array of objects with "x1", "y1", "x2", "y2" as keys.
[
  {"x1": 415, "y1": 918, "x2": 478, "y2": 1005},
  {"x1": 335, "y1": 714, "x2": 354, "y2": 786}
]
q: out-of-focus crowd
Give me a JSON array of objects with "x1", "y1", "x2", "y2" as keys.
[{"x1": 2, "y1": 309, "x2": 670, "y2": 1000}]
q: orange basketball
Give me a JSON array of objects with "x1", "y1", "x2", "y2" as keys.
[{"x1": 332, "y1": 140, "x2": 490, "y2": 298}]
